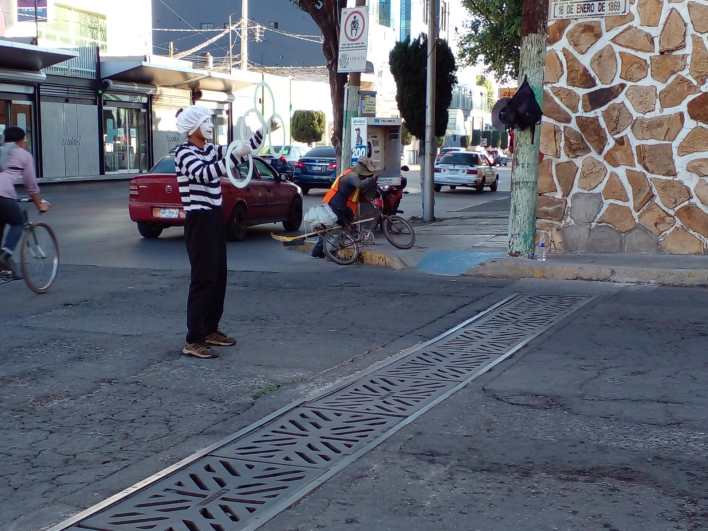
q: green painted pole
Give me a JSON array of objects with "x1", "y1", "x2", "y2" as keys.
[{"x1": 508, "y1": 0, "x2": 549, "y2": 257}]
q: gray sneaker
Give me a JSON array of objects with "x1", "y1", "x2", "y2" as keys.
[{"x1": 182, "y1": 342, "x2": 218, "y2": 359}]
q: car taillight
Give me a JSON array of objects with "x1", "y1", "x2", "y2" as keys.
[
  {"x1": 327, "y1": 162, "x2": 337, "y2": 171},
  {"x1": 295, "y1": 161, "x2": 305, "y2": 169},
  {"x1": 466, "y1": 169, "x2": 478, "y2": 175},
  {"x1": 129, "y1": 182, "x2": 139, "y2": 196}
]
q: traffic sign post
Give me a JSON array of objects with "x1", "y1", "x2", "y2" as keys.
[
  {"x1": 338, "y1": 3, "x2": 369, "y2": 174},
  {"x1": 337, "y1": 7, "x2": 369, "y2": 74}
]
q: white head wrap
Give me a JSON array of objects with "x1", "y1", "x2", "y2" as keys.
[{"x1": 176, "y1": 106, "x2": 212, "y2": 136}]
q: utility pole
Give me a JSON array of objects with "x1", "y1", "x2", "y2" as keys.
[
  {"x1": 339, "y1": 0, "x2": 367, "y2": 174},
  {"x1": 422, "y1": 0, "x2": 438, "y2": 222},
  {"x1": 228, "y1": 14, "x2": 233, "y2": 73},
  {"x1": 241, "y1": 0, "x2": 249, "y2": 70},
  {"x1": 508, "y1": 0, "x2": 548, "y2": 256}
]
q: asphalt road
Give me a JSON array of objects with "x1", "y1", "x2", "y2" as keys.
[
  {"x1": 2, "y1": 175, "x2": 706, "y2": 531},
  {"x1": 31, "y1": 177, "x2": 510, "y2": 272}
]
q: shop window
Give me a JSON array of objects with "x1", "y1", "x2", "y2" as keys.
[
  {"x1": 103, "y1": 106, "x2": 148, "y2": 173},
  {"x1": 0, "y1": 99, "x2": 34, "y2": 153}
]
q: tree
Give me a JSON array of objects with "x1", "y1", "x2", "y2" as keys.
[
  {"x1": 291, "y1": 110, "x2": 326, "y2": 144},
  {"x1": 290, "y1": 1, "x2": 347, "y2": 153},
  {"x1": 472, "y1": 129, "x2": 481, "y2": 146},
  {"x1": 476, "y1": 75, "x2": 495, "y2": 112},
  {"x1": 400, "y1": 121, "x2": 412, "y2": 146},
  {"x1": 459, "y1": 0, "x2": 523, "y2": 83},
  {"x1": 389, "y1": 35, "x2": 457, "y2": 155}
]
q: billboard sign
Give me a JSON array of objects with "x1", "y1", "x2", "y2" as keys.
[
  {"x1": 351, "y1": 117, "x2": 368, "y2": 165},
  {"x1": 338, "y1": 7, "x2": 369, "y2": 73},
  {"x1": 550, "y1": 0, "x2": 629, "y2": 20}
]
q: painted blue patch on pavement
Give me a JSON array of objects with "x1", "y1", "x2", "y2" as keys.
[{"x1": 417, "y1": 251, "x2": 505, "y2": 276}]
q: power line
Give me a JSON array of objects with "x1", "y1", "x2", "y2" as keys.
[{"x1": 157, "y1": 0, "x2": 197, "y2": 30}]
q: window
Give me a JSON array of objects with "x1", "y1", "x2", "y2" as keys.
[
  {"x1": 440, "y1": 153, "x2": 482, "y2": 166},
  {"x1": 378, "y1": 0, "x2": 391, "y2": 27},
  {"x1": 305, "y1": 146, "x2": 336, "y2": 158},
  {"x1": 400, "y1": 0, "x2": 411, "y2": 41},
  {"x1": 150, "y1": 157, "x2": 176, "y2": 174},
  {"x1": 255, "y1": 159, "x2": 277, "y2": 180}
]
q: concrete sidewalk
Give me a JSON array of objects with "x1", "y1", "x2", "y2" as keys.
[{"x1": 291, "y1": 194, "x2": 708, "y2": 286}]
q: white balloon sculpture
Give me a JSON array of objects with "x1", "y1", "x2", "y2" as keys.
[{"x1": 226, "y1": 81, "x2": 287, "y2": 189}]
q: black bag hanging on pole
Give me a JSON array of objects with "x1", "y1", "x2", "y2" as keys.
[{"x1": 498, "y1": 76, "x2": 544, "y2": 142}]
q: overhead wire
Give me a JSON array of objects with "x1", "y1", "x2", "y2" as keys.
[{"x1": 156, "y1": 0, "x2": 197, "y2": 30}]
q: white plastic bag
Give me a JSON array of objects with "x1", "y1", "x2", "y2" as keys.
[{"x1": 304, "y1": 204, "x2": 338, "y2": 229}]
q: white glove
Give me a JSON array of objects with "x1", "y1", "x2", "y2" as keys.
[{"x1": 233, "y1": 142, "x2": 251, "y2": 158}]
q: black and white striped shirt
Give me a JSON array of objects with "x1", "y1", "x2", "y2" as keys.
[{"x1": 174, "y1": 130, "x2": 264, "y2": 212}]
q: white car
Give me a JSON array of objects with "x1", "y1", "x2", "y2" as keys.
[
  {"x1": 435, "y1": 146, "x2": 465, "y2": 163},
  {"x1": 434, "y1": 151, "x2": 499, "y2": 192}
]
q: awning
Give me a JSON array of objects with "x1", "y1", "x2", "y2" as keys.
[
  {"x1": 0, "y1": 40, "x2": 77, "y2": 71},
  {"x1": 101, "y1": 56, "x2": 260, "y2": 93}
]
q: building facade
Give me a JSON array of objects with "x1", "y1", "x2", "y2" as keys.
[
  {"x1": 538, "y1": 0, "x2": 707, "y2": 255},
  {"x1": 0, "y1": 0, "x2": 154, "y2": 179}
]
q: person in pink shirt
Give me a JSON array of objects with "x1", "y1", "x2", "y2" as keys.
[{"x1": 0, "y1": 126, "x2": 49, "y2": 278}]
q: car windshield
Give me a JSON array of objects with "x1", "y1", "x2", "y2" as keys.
[
  {"x1": 439, "y1": 153, "x2": 482, "y2": 166},
  {"x1": 305, "y1": 147, "x2": 335, "y2": 158},
  {"x1": 151, "y1": 157, "x2": 176, "y2": 173}
]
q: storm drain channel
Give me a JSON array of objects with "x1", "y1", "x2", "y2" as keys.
[{"x1": 52, "y1": 293, "x2": 594, "y2": 531}]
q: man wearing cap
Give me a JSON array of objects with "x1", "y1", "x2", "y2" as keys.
[
  {"x1": 174, "y1": 106, "x2": 277, "y2": 359},
  {"x1": 312, "y1": 157, "x2": 377, "y2": 258}
]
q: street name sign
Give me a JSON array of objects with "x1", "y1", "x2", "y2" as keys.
[
  {"x1": 550, "y1": 0, "x2": 629, "y2": 20},
  {"x1": 338, "y1": 7, "x2": 369, "y2": 73}
]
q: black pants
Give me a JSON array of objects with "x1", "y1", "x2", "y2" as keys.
[
  {"x1": 0, "y1": 196, "x2": 24, "y2": 253},
  {"x1": 185, "y1": 207, "x2": 227, "y2": 344}
]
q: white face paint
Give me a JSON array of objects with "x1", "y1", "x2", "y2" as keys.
[{"x1": 199, "y1": 118, "x2": 214, "y2": 141}]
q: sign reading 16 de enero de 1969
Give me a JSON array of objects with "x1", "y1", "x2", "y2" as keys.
[{"x1": 550, "y1": 0, "x2": 629, "y2": 20}]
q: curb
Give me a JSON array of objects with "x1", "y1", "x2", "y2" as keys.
[
  {"x1": 467, "y1": 258, "x2": 708, "y2": 287},
  {"x1": 287, "y1": 241, "x2": 409, "y2": 271}
]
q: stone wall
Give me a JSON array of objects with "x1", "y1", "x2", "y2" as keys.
[{"x1": 538, "y1": 0, "x2": 708, "y2": 254}]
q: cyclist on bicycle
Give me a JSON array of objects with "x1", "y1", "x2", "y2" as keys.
[
  {"x1": 0, "y1": 126, "x2": 49, "y2": 278},
  {"x1": 311, "y1": 157, "x2": 377, "y2": 258}
]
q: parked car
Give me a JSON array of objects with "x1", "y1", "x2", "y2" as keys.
[
  {"x1": 129, "y1": 155, "x2": 303, "y2": 241},
  {"x1": 292, "y1": 146, "x2": 338, "y2": 194},
  {"x1": 497, "y1": 155, "x2": 511, "y2": 167},
  {"x1": 434, "y1": 151, "x2": 498, "y2": 192},
  {"x1": 261, "y1": 145, "x2": 307, "y2": 179},
  {"x1": 435, "y1": 146, "x2": 465, "y2": 163}
]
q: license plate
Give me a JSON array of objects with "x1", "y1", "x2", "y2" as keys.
[
  {"x1": 154, "y1": 208, "x2": 181, "y2": 219},
  {"x1": 307, "y1": 165, "x2": 320, "y2": 173}
]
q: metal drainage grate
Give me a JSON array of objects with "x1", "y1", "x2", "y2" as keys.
[{"x1": 58, "y1": 293, "x2": 593, "y2": 531}]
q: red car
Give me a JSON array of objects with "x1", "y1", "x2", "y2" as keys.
[{"x1": 129, "y1": 156, "x2": 303, "y2": 240}]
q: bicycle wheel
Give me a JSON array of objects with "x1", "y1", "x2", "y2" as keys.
[
  {"x1": 382, "y1": 215, "x2": 416, "y2": 249},
  {"x1": 323, "y1": 229, "x2": 360, "y2": 265},
  {"x1": 20, "y1": 223, "x2": 60, "y2": 294}
]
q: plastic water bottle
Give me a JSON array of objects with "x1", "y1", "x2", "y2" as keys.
[{"x1": 537, "y1": 241, "x2": 547, "y2": 262}]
